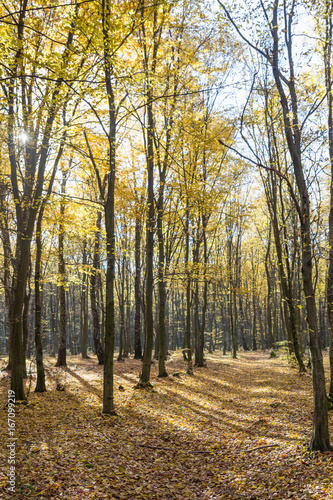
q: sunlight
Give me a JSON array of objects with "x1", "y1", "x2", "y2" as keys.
[{"x1": 20, "y1": 132, "x2": 28, "y2": 144}]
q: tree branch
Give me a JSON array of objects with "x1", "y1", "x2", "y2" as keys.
[{"x1": 217, "y1": 138, "x2": 301, "y2": 219}]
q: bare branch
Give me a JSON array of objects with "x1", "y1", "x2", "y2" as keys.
[{"x1": 217, "y1": 138, "x2": 301, "y2": 219}]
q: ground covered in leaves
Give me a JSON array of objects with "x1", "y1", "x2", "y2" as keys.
[{"x1": 1, "y1": 350, "x2": 333, "y2": 499}]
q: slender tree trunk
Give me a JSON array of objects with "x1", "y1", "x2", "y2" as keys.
[
  {"x1": 0, "y1": 181, "x2": 13, "y2": 370},
  {"x1": 134, "y1": 214, "x2": 142, "y2": 359},
  {"x1": 264, "y1": 168, "x2": 305, "y2": 371},
  {"x1": 99, "y1": 272, "x2": 105, "y2": 351},
  {"x1": 265, "y1": 225, "x2": 274, "y2": 349},
  {"x1": 252, "y1": 294, "x2": 257, "y2": 351},
  {"x1": 56, "y1": 171, "x2": 67, "y2": 367},
  {"x1": 140, "y1": 132, "x2": 154, "y2": 382},
  {"x1": 197, "y1": 215, "x2": 208, "y2": 366},
  {"x1": 67, "y1": 289, "x2": 73, "y2": 355},
  {"x1": 324, "y1": 2, "x2": 333, "y2": 400},
  {"x1": 35, "y1": 214, "x2": 46, "y2": 392},
  {"x1": 90, "y1": 210, "x2": 104, "y2": 365},
  {"x1": 227, "y1": 225, "x2": 237, "y2": 359},
  {"x1": 22, "y1": 283, "x2": 30, "y2": 378},
  {"x1": 124, "y1": 267, "x2": 131, "y2": 357},
  {"x1": 184, "y1": 204, "x2": 192, "y2": 373},
  {"x1": 81, "y1": 239, "x2": 89, "y2": 359},
  {"x1": 27, "y1": 293, "x2": 34, "y2": 359},
  {"x1": 140, "y1": 44, "x2": 155, "y2": 385},
  {"x1": 50, "y1": 286, "x2": 57, "y2": 357},
  {"x1": 198, "y1": 276, "x2": 207, "y2": 365},
  {"x1": 117, "y1": 253, "x2": 125, "y2": 362},
  {"x1": 193, "y1": 227, "x2": 201, "y2": 366},
  {"x1": 102, "y1": 0, "x2": 117, "y2": 413},
  {"x1": 139, "y1": 0, "x2": 164, "y2": 385},
  {"x1": 237, "y1": 250, "x2": 248, "y2": 352},
  {"x1": 157, "y1": 177, "x2": 167, "y2": 377},
  {"x1": 270, "y1": 2, "x2": 329, "y2": 450}
]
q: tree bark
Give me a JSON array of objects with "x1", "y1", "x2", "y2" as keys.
[
  {"x1": 6, "y1": 0, "x2": 77, "y2": 400},
  {"x1": 270, "y1": 1, "x2": 329, "y2": 450},
  {"x1": 35, "y1": 215, "x2": 46, "y2": 392},
  {"x1": 197, "y1": 220, "x2": 208, "y2": 366},
  {"x1": 323, "y1": 1, "x2": 333, "y2": 400},
  {"x1": 140, "y1": 0, "x2": 163, "y2": 384},
  {"x1": 117, "y1": 252, "x2": 125, "y2": 362},
  {"x1": 90, "y1": 210, "x2": 104, "y2": 365},
  {"x1": 80, "y1": 243, "x2": 89, "y2": 359},
  {"x1": 157, "y1": 165, "x2": 168, "y2": 377},
  {"x1": 134, "y1": 214, "x2": 142, "y2": 359},
  {"x1": 184, "y1": 202, "x2": 192, "y2": 373},
  {"x1": 56, "y1": 171, "x2": 68, "y2": 367},
  {"x1": 101, "y1": 0, "x2": 117, "y2": 413}
]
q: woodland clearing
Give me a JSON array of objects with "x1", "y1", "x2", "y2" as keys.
[{"x1": 1, "y1": 350, "x2": 333, "y2": 499}]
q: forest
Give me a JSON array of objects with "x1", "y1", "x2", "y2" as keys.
[{"x1": 2, "y1": 0, "x2": 333, "y2": 498}]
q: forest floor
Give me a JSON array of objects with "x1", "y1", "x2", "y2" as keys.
[{"x1": 1, "y1": 350, "x2": 333, "y2": 499}]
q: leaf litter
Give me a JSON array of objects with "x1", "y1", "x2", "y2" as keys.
[{"x1": 1, "y1": 350, "x2": 333, "y2": 499}]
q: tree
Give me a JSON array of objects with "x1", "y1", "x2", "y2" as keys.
[
  {"x1": 258, "y1": 94, "x2": 306, "y2": 371},
  {"x1": 321, "y1": 0, "x2": 333, "y2": 399},
  {"x1": 138, "y1": 0, "x2": 168, "y2": 385},
  {"x1": 219, "y1": 0, "x2": 331, "y2": 451},
  {"x1": 34, "y1": 128, "x2": 67, "y2": 391},
  {"x1": 56, "y1": 168, "x2": 68, "y2": 367},
  {"x1": 82, "y1": 0, "x2": 143, "y2": 412},
  {"x1": 1, "y1": 0, "x2": 81, "y2": 399},
  {"x1": 90, "y1": 209, "x2": 104, "y2": 365}
]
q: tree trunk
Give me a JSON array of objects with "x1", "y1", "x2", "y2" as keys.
[
  {"x1": 35, "y1": 214, "x2": 46, "y2": 392},
  {"x1": 270, "y1": 2, "x2": 329, "y2": 450},
  {"x1": 252, "y1": 294, "x2": 257, "y2": 351},
  {"x1": 124, "y1": 268, "x2": 131, "y2": 357},
  {"x1": 90, "y1": 210, "x2": 104, "y2": 365},
  {"x1": 117, "y1": 254, "x2": 125, "y2": 362},
  {"x1": 6, "y1": 1, "x2": 77, "y2": 400},
  {"x1": 0, "y1": 178, "x2": 13, "y2": 370},
  {"x1": 184, "y1": 204, "x2": 192, "y2": 373},
  {"x1": 81, "y1": 239, "x2": 89, "y2": 359},
  {"x1": 265, "y1": 225, "x2": 274, "y2": 349},
  {"x1": 27, "y1": 293, "x2": 34, "y2": 359},
  {"x1": 102, "y1": 0, "x2": 117, "y2": 413},
  {"x1": 157, "y1": 173, "x2": 167, "y2": 377},
  {"x1": 22, "y1": 283, "x2": 30, "y2": 378},
  {"x1": 198, "y1": 214, "x2": 208, "y2": 366},
  {"x1": 140, "y1": 47, "x2": 155, "y2": 385},
  {"x1": 9, "y1": 245, "x2": 30, "y2": 400},
  {"x1": 134, "y1": 214, "x2": 142, "y2": 359},
  {"x1": 227, "y1": 225, "x2": 237, "y2": 359},
  {"x1": 193, "y1": 226, "x2": 201, "y2": 366},
  {"x1": 56, "y1": 171, "x2": 67, "y2": 367},
  {"x1": 324, "y1": 1, "x2": 333, "y2": 400}
]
